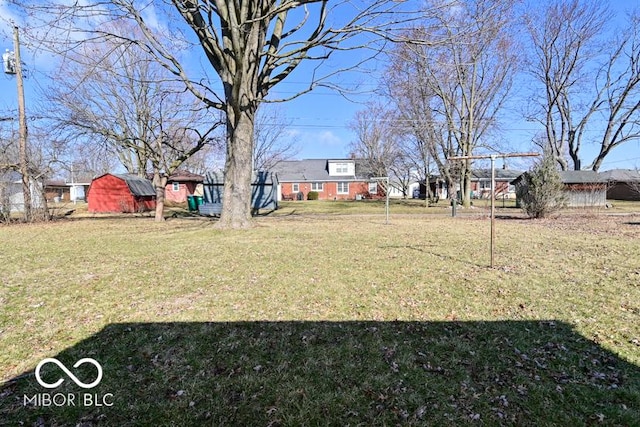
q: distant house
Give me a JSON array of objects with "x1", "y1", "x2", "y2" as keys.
[
  {"x1": 601, "y1": 169, "x2": 640, "y2": 201},
  {"x1": 471, "y1": 168, "x2": 524, "y2": 199},
  {"x1": 271, "y1": 158, "x2": 417, "y2": 201},
  {"x1": 44, "y1": 180, "x2": 91, "y2": 203},
  {"x1": 161, "y1": 171, "x2": 204, "y2": 203},
  {"x1": 0, "y1": 171, "x2": 43, "y2": 213},
  {"x1": 87, "y1": 173, "x2": 156, "y2": 213},
  {"x1": 44, "y1": 179, "x2": 69, "y2": 202},
  {"x1": 511, "y1": 170, "x2": 607, "y2": 208}
]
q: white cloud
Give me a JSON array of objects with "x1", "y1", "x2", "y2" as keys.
[{"x1": 317, "y1": 130, "x2": 342, "y2": 146}]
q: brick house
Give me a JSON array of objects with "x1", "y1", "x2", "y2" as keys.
[
  {"x1": 272, "y1": 159, "x2": 382, "y2": 201},
  {"x1": 470, "y1": 168, "x2": 524, "y2": 199}
]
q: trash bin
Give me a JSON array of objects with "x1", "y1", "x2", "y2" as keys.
[
  {"x1": 195, "y1": 196, "x2": 204, "y2": 208},
  {"x1": 187, "y1": 195, "x2": 196, "y2": 212}
]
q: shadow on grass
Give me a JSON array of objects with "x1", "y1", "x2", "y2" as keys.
[
  {"x1": 1, "y1": 321, "x2": 638, "y2": 426},
  {"x1": 382, "y1": 244, "x2": 487, "y2": 268}
]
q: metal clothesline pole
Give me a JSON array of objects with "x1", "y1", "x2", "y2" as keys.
[
  {"x1": 371, "y1": 177, "x2": 389, "y2": 224},
  {"x1": 448, "y1": 152, "x2": 539, "y2": 268}
]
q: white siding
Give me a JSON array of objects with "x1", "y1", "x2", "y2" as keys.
[{"x1": 328, "y1": 161, "x2": 355, "y2": 177}]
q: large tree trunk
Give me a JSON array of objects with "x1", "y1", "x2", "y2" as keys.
[
  {"x1": 152, "y1": 171, "x2": 167, "y2": 222},
  {"x1": 218, "y1": 108, "x2": 255, "y2": 229}
]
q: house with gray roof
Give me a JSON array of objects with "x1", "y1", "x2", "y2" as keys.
[
  {"x1": 470, "y1": 168, "x2": 525, "y2": 199},
  {"x1": 271, "y1": 159, "x2": 394, "y2": 201},
  {"x1": 601, "y1": 169, "x2": 640, "y2": 201}
]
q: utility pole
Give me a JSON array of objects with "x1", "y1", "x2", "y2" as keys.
[
  {"x1": 449, "y1": 152, "x2": 539, "y2": 268},
  {"x1": 4, "y1": 26, "x2": 31, "y2": 221}
]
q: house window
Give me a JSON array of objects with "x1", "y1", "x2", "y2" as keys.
[
  {"x1": 337, "y1": 182, "x2": 349, "y2": 194},
  {"x1": 311, "y1": 182, "x2": 324, "y2": 191},
  {"x1": 368, "y1": 182, "x2": 378, "y2": 194},
  {"x1": 335, "y1": 163, "x2": 349, "y2": 174},
  {"x1": 292, "y1": 183, "x2": 300, "y2": 193},
  {"x1": 172, "y1": 182, "x2": 180, "y2": 192},
  {"x1": 480, "y1": 180, "x2": 491, "y2": 190}
]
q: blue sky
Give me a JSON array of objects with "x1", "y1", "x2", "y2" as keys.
[{"x1": 1, "y1": 1, "x2": 639, "y2": 172}]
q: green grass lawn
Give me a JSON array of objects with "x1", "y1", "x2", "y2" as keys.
[{"x1": 0, "y1": 210, "x2": 639, "y2": 425}]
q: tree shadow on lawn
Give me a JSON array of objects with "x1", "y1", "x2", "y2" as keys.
[{"x1": 1, "y1": 321, "x2": 638, "y2": 426}]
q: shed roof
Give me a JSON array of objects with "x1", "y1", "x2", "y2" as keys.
[
  {"x1": 510, "y1": 170, "x2": 606, "y2": 185},
  {"x1": 559, "y1": 170, "x2": 605, "y2": 184},
  {"x1": 112, "y1": 174, "x2": 156, "y2": 196},
  {"x1": 146, "y1": 170, "x2": 204, "y2": 183},
  {"x1": 168, "y1": 171, "x2": 204, "y2": 182}
]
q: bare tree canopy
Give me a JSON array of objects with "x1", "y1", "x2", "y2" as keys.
[
  {"x1": 525, "y1": 0, "x2": 640, "y2": 171},
  {"x1": 382, "y1": 0, "x2": 520, "y2": 206},
  {"x1": 8, "y1": 0, "x2": 435, "y2": 228},
  {"x1": 42, "y1": 21, "x2": 224, "y2": 221},
  {"x1": 348, "y1": 103, "x2": 400, "y2": 179},
  {"x1": 253, "y1": 105, "x2": 299, "y2": 172}
]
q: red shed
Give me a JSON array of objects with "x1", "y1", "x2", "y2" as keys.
[{"x1": 87, "y1": 173, "x2": 156, "y2": 213}]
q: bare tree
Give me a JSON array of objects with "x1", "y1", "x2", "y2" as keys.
[
  {"x1": 382, "y1": 54, "x2": 455, "y2": 202},
  {"x1": 348, "y1": 103, "x2": 400, "y2": 181},
  {"x1": 384, "y1": 0, "x2": 519, "y2": 207},
  {"x1": 349, "y1": 104, "x2": 420, "y2": 198},
  {"x1": 587, "y1": 13, "x2": 640, "y2": 171},
  {"x1": 44, "y1": 23, "x2": 223, "y2": 221},
  {"x1": 525, "y1": 0, "x2": 640, "y2": 171},
  {"x1": 12, "y1": 0, "x2": 435, "y2": 228},
  {"x1": 253, "y1": 105, "x2": 300, "y2": 171},
  {"x1": 388, "y1": 151, "x2": 416, "y2": 199},
  {"x1": 66, "y1": 145, "x2": 119, "y2": 180}
]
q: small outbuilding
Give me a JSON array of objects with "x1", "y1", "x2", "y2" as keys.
[
  {"x1": 202, "y1": 170, "x2": 279, "y2": 213},
  {"x1": 0, "y1": 171, "x2": 43, "y2": 214},
  {"x1": 164, "y1": 171, "x2": 204, "y2": 203},
  {"x1": 511, "y1": 170, "x2": 607, "y2": 208},
  {"x1": 87, "y1": 173, "x2": 156, "y2": 213},
  {"x1": 559, "y1": 171, "x2": 607, "y2": 207}
]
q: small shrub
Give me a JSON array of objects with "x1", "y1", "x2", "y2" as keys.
[
  {"x1": 307, "y1": 191, "x2": 319, "y2": 201},
  {"x1": 515, "y1": 155, "x2": 566, "y2": 218}
]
